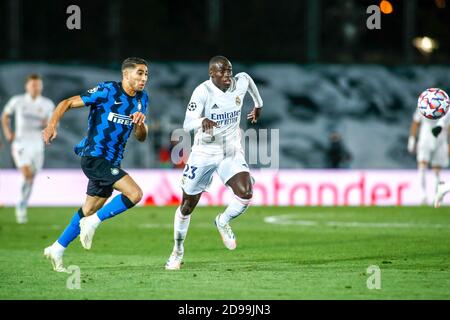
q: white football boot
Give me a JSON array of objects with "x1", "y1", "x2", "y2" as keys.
[
  {"x1": 44, "y1": 246, "x2": 67, "y2": 273},
  {"x1": 79, "y1": 217, "x2": 96, "y2": 250},
  {"x1": 214, "y1": 214, "x2": 237, "y2": 250},
  {"x1": 165, "y1": 250, "x2": 184, "y2": 270},
  {"x1": 434, "y1": 182, "x2": 447, "y2": 208}
]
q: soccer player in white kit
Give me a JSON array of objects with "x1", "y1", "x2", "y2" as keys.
[
  {"x1": 431, "y1": 113, "x2": 450, "y2": 208},
  {"x1": 1, "y1": 74, "x2": 54, "y2": 223},
  {"x1": 408, "y1": 109, "x2": 450, "y2": 205},
  {"x1": 165, "y1": 56, "x2": 263, "y2": 270}
]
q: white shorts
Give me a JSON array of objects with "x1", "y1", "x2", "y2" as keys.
[
  {"x1": 180, "y1": 149, "x2": 250, "y2": 195},
  {"x1": 11, "y1": 141, "x2": 44, "y2": 172},
  {"x1": 417, "y1": 143, "x2": 449, "y2": 168}
]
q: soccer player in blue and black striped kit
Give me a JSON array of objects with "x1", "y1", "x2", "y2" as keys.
[{"x1": 42, "y1": 58, "x2": 149, "y2": 272}]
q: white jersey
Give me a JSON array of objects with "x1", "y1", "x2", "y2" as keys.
[
  {"x1": 183, "y1": 72, "x2": 263, "y2": 156},
  {"x1": 2, "y1": 93, "x2": 54, "y2": 145},
  {"x1": 413, "y1": 109, "x2": 450, "y2": 148}
]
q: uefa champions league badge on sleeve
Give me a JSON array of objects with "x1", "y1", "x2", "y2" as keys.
[
  {"x1": 188, "y1": 102, "x2": 197, "y2": 111},
  {"x1": 111, "y1": 168, "x2": 120, "y2": 176},
  {"x1": 88, "y1": 86, "x2": 99, "y2": 94}
]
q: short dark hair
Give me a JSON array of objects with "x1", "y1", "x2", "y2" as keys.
[
  {"x1": 121, "y1": 57, "x2": 148, "y2": 71},
  {"x1": 209, "y1": 55, "x2": 230, "y2": 68},
  {"x1": 25, "y1": 73, "x2": 41, "y2": 83}
]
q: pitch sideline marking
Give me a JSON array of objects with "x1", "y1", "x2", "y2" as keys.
[{"x1": 264, "y1": 214, "x2": 449, "y2": 229}]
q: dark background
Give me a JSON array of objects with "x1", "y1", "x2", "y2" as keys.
[
  {"x1": 1, "y1": 0, "x2": 449, "y2": 170},
  {"x1": 1, "y1": 0, "x2": 449, "y2": 65}
]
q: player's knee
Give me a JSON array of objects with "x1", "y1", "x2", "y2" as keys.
[
  {"x1": 81, "y1": 206, "x2": 96, "y2": 216},
  {"x1": 240, "y1": 190, "x2": 253, "y2": 200},
  {"x1": 127, "y1": 187, "x2": 143, "y2": 204},
  {"x1": 23, "y1": 170, "x2": 34, "y2": 181},
  {"x1": 235, "y1": 187, "x2": 253, "y2": 200}
]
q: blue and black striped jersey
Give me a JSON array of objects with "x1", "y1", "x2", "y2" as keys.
[{"x1": 74, "y1": 81, "x2": 149, "y2": 166}]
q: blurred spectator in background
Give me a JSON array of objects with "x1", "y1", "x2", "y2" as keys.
[
  {"x1": 326, "y1": 131, "x2": 352, "y2": 168},
  {"x1": 1, "y1": 74, "x2": 54, "y2": 223}
]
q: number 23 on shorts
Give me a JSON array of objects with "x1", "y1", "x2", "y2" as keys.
[{"x1": 183, "y1": 164, "x2": 198, "y2": 180}]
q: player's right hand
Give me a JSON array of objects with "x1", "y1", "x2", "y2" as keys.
[
  {"x1": 202, "y1": 118, "x2": 219, "y2": 135},
  {"x1": 42, "y1": 125, "x2": 57, "y2": 145},
  {"x1": 130, "y1": 111, "x2": 146, "y2": 125}
]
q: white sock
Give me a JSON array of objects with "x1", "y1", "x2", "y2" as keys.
[
  {"x1": 52, "y1": 241, "x2": 66, "y2": 255},
  {"x1": 434, "y1": 171, "x2": 441, "y2": 194},
  {"x1": 419, "y1": 166, "x2": 427, "y2": 200},
  {"x1": 19, "y1": 179, "x2": 33, "y2": 209},
  {"x1": 218, "y1": 196, "x2": 251, "y2": 225},
  {"x1": 173, "y1": 207, "x2": 191, "y2": 252}
]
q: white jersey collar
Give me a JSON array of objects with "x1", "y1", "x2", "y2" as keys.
[{"x1": 25, "y1": 93, "x2": 41, "y2": 103}]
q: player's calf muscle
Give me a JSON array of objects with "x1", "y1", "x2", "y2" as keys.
[{"x1": 180, "y1": 198, "x2": 199, "y2": 215}]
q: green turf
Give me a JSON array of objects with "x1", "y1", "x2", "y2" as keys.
[{"x1": 0, "y1": 206, "x2": 449, "y2": 299}]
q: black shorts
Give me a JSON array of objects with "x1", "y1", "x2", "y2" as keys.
[{"x1": 80, "y1": 156, "x2": 127, "y2": 198}]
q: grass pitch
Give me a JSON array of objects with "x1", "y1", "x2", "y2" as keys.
[{"x1": 0, "y1": 206, "x2": 449, "y2": 299}]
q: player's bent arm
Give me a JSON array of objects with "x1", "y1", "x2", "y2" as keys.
[
  {"x1": 134, "y1": 123, "x2": 148, "y2": 142},
  {"x1": 43, "y1": 96, "x2": 85, "y2": 144},
  {"x1": 183, "y1": 116, "x2": 206, "y2": 132},
  {"x1": 183, "y1": 86, "x2": 207, "y2": 132},
  {"x1": 47, "y1": 95, "x2": 85, "y2": 128},
  {"x1": 407, "y1": 120, "x2": 420, "y2": 153},
  {"x1": 242, "y1": 72, "x2": 263, "y2": 108},
  {"x1": 1, "y1": 112, "x2": 13, "y2": 143},
  {"x1": 409, "y1": 120, "x2": 419, "y2": 138},
  {"x1": 1, "y1": 97, "x2": 18, "y2": 143}
]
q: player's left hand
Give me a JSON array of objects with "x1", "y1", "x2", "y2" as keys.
[
  {"x1": 42, "y1": 125, "x2": 57, "y2": 145},
  {"x1": 131, "y1": 112, "x2": 146, "y2": 125},
  {"x1": 247, "y1": 107, "x2": 262, "y2": 124}
]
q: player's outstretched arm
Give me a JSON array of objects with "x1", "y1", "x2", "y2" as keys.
[
  {"x1": 1, "y1": 97, "x2": 18, "y2": 143},
  {"x1": 242, "y1": 73, "x2": 263, "y2": 124},
  {"x1": 408, "y1": 120, "x2": 420, "y2": 154},
  {"x1": 42, "y1": 95, "x2": 85, "y2": 145}
]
